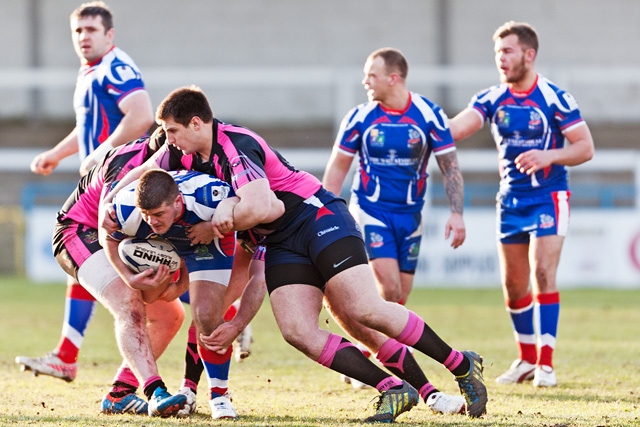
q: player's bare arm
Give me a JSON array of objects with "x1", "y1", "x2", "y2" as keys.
[
  {"x1": 515, "y1": 124, "x2": 595, "y2": 175},
  {"x1": 222, "y1": 245, "x2": 252, "y2": 309},
  {"x1": 30, "y1": 129, "x2": 79, "y2": 176},
  {"x1": 264, "y1": 190, "x2": 285, "y2": 223},
  {"x1": 200, "y1": 257, "x2": 266, "y2": 352},
  {"x1": 207, "y1": 196, "x2": 239, "y2": 237},
  {"x1": 79, "y1": 92, "x2": 154, "y2": 175},
  {"x1": 449, "y1": 108, "x2": 484, "y2": 142},
  {"x1": 211, "y1": 180, "x2": 284, "y2": 237},
  {"x1": 436, "y1": 150, "x2": 466, "y2": 248},
  {"x1": 186, "y1": 220, "x2": 218, "y2": 246},
  {"x1": 151, "y1": 261, "x2": 190, "y2": 304},
  {"x1": 103, "y1": 235, "x2": 172, "y2": 292},
  {"x1": 322, "y1": 150, "x2": 353, "y2": 195}
]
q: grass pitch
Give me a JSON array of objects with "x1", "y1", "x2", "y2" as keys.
[{"x1": 0, "y1": 276, "x2": 639, "y2": 426}]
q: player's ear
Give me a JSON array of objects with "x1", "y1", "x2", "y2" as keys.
[
  {"x1": 174, "y1": 193, "x2": 183, "y2": 209},
  {"x1": 388, "y1": 72, "x2": 400, "y2": 86},
  {"x1": 525, "y1": 47, "x2": 536, "y2": 64}
]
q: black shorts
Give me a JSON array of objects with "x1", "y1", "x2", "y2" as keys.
[{"x1": 264, "y1": 190, "x2": 368, "y2": 293}]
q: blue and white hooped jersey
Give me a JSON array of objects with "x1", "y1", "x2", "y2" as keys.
[
  {"x1": 468, "y1": 73, "x2": 586, "y2": 197},
  {"x1": 74, "y1": 46, "x2": 147, "y2": 160},
  {"x1": 112, "y1": 170, "x2": 235, "y2": 255},
  {"x1": 334, "y1": 92, "x2": 455, "y2": 213}
]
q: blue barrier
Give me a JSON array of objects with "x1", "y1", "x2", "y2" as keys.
[{"x1": 429, "y1": 183, "x2": 636, "y2": 209}]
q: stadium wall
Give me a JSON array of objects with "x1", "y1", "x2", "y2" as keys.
[{"x1": 1, "y1": 0, "x2": 640, "y2": 125}]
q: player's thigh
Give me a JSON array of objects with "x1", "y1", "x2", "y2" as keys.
[
  {"x1": 269, "y1": 283, "x2": 326, "y2": 353},
  {"x1": 323, "y1": 287, "x2": 389, "y2": 352},
  {"x1": 369, "y1": 257, "x2": 403, "y2": 300},
  {"x1": 189, "y1": 279, "x2": 228, "y2": 333},
  {"x1": 146, "y1": 298, "x2": 185, "y2": 333},
  {"x1": 326, "y1": 263, "x2": 407, "y2": 337}
]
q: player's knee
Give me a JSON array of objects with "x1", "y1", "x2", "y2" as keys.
[
  {"x1": 377, "y1": 283, "x2": 403, "y2": 303},
  {"x1": 278, "y1": 323, "x2": 317, "y2": 356}
]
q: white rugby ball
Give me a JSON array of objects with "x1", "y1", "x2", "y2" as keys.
[{"x1": 118, "y1": 237, "x2": 180, "y2": 273}]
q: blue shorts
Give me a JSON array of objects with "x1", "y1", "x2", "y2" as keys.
[
  {"x1": 178, "y1": 234, "x2": 236, "y2": 304},
  {"x1": 349, "y1": 203, "x2": 422, "y2": 274},
  {"x1": 497, "y1": 190, "x2": 571, "y2": 244},
  {"x1": 165, "y1": 231, "x2": 235, "y2": 286}
]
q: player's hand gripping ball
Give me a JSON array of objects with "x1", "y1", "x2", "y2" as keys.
[{"x1": 118, "y1": 237, "x2": 180, "y2": 273}]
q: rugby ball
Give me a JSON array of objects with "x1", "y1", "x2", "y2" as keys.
[{"x1": 118, "y1": 237, "x2": 180, "y2": 274}]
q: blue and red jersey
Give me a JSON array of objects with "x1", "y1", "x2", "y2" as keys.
[
  {"x1": 73, "y1": 46, "x2": 147, "y2": 160},
  {"x1": 334, "y1": 91, "x2": 455, "y2": 213},
  {"x1": 468, "y1": 73, "x2": 586, "y2": 197}
]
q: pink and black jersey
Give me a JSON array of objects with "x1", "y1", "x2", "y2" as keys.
[
  {"x1": 58, "y1": 135, "x2": 162, "y2": 228},
  {"x1": 74, "y1": 46, "x2": 147, "y2": 160},
  {"x1": 152, "y1": 119, "x2": 322, "y2": 231},
  {"x1": 468, "y1": 73, "x2": 586, "y2": 197},
  {"x1": 334, "y1": 92, "x2": 455, "y2": 213}
]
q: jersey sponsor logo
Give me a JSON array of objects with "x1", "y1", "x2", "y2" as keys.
[
  {"x1": 317, "y1": 226, "x2": 339, "y2": 237},
  {"x1": 429, "y1": 129, "x2": 443, "y2": 143},
  {"x1": 194, "y1": 245, "x2": 214, "y2": 261},
  {"x1": 408, "y1": 242, "x2": 420, "y2": 257},
  {"x1": 369, "y1": 129, "x2": 385, "y2": 146},
  {"x1": 369, "y1": 232, "x2": 384, "y2": 249},
  {"x1": 407, "y1": 129, "x2": 421, "y2": 145},
  {"x1": 539, "y1": 214, "x2": 555, "y2": 229},
  {"x1": 529, "y1": 111, "x2": 542, "y2": 130},
  {"x1": 387, "y1": 149, "x2": 398, "y2": 162},
  {"x1": 496, "y1": 110, "x2": 510, "y2": 128},
  {"x1": 82, "y1": 229, "x2": 99, "y2": 244},
  {"x1": 503, "y1": 132, "x2": 543, "y2": 147}
]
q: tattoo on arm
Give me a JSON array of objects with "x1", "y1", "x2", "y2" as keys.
[{"x1": 436, "y1": 152, "x2": 464, "y2": 214}]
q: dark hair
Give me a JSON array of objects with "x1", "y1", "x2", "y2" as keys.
[
  {"x1": 136, "y1": 169, "x2": 179, "y2": 211},
  {"x1": 368, "y1": 47, "x2": 409, "y2": 80},
  {"x1": 71, "y1": 1, "x2": 114, "y2": 31},
  {"x1": 156, "y1": 85, "x2": 214, "y2": 127},
  {"x1": 146, "y1": 126, "x2": 166, "y2": 153},
  {"x1": 493, "y1": 21, "x2": 539, "y2": 54}
]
